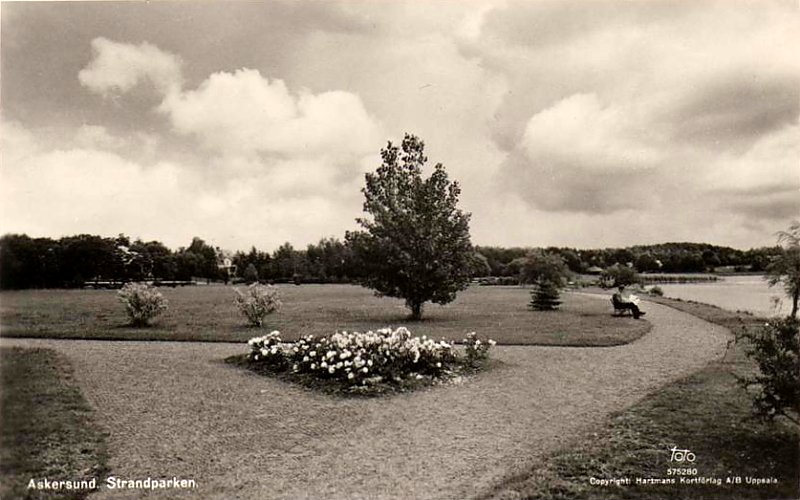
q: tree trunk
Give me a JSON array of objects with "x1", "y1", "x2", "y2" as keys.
[{"x1": 791, "y1": 289, "x2": 798, "y2": 320}]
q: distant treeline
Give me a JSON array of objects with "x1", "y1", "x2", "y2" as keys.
[
  {"x1": 476, "y1": 242, "x2": 782, "y2": 277},
  {"x1": 0, "y1": 234, "x2": 363, "y2": 290},
  {"x1": 0, "y1": 233, "x2": 782, "y2": 290}
]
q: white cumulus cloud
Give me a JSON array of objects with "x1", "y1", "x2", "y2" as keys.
[
  {"x1": 159, "y1": 68, "x2": 381, "y2": 159},
  {"x1": 78, "y1": 37, "x2": 183, "y2": 96}
]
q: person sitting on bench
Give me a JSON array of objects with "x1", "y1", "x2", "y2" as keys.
[{"x1": 612, "y1": 285, "x2": 645, "y2": 319}]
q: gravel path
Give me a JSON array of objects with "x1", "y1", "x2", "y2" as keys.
[{"x1": 3, "y1": 295, "x2": 731, "y2": 500}]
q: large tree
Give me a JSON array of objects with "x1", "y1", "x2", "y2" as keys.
[
  {"x1": 346, "y1": 134, "x2": 473, "y2": 320},
  {"x1": 766, "y1": 221, "x2": 800, "y2": 319}
]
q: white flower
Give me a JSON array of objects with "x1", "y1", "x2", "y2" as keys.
[
  {"x1": 362, "y1": 367, "x2": 369, "y2": 374},
  {"x1": 310, "y1": 363, "x2": 317, "y2": 370},
  {"x1": 436, "y1": 362, "x2": 442, "y2": 368},
  {"x1": 309, "y1": 351, "x2": 316, "y2": 357},
  {"x1": 348, "y1": 372, "x2": 355, "y2": 380},
  {"x1": 303, "y1": 356, "x2": 310, "y2": 362},
  {"x1": 321, "y1": 361, "x2": 328, "y2": 368},
  {"x1": 489, "y1": 339, "x2": 497, "y2": 346},
  {"x1": 328, "y1": 366, "x2": 336, "y2": 374}
]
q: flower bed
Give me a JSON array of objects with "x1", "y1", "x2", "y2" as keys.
[{"x1": 236, "y1": 327, "x2": 496, "y2": 395}]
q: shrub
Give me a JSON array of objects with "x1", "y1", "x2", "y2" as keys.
[
  {"x1": 529, "y1": 282, "x2": 563, "y2": 311},
  {"x1": 118, "y1": 282, "x2": 168, "y2": 327},
  {"x1": 286, "y1": 327, "x2": 457, "y2": 386},
  {"x1": 235, "y1": 283, "x2": 281, "y2": 327},
  {"x1": 463, "y1": 331, "x2": 496, "y2": 368},
  {"x1": 248, "y1": 331, "x2": 288, "y2": 370},
  {"x1": 649, "y1": 285, "x2": 664, "y2": 296},
  {"x1": 245, "y1": 327, "x2": 495, "y2": 391},
  {"x1": 243, "y1": 263, "x2": 259, "y2": 284},
  {"x1": 739, "y1": 317, "x2": 799, "y2": 424}
]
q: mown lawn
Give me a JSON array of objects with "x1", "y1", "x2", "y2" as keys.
[
  {"x1": 0, "y1": 347, "x2": 109, "y2": 500},
  {"x1": 481, "y1": 297, "x2": 800, "y2": 500},
  {"x1": 0, "y1": 285, "x2": 649, "y2": 346}
]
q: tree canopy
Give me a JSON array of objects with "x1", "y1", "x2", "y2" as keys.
[
  {"x1": 346, "y1": 134, "x2": 473, "y2": 320},
  {"x1": 519, "y1": 250, "x2": 571, "y2": 287}
]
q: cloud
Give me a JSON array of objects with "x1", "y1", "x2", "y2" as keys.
[
  {"x1": 75, "y1": 124, "x2": 127, "y2": 150},
  {"x1": 520, "y1": 93, "x2": 663, "y2": 172},
  {"x1": 703, "y1": 124, "x2": 799, "y2": 193},
  {"x1": 79, "y1": 38, "x2": 383, "y2": 164},
  {"x1": 459, "y1": 0, "x2": 799, "y2": 152},
  {"x1": 159, "y1": 68, "x2": 382, "y2": 159},
  {"x1": 78, "y1": 37, "x2": 183, "y2": 96},
  {"x1": 1, "y1": 128, "x2": 183, "y2": 240},
  {"x1": 66, "y1": 38, "x2": 386, "y2": 249},
  {"x1": 0, "y1": 120, "x2": 365, "y2": 250},
  {"x1": 498, "y1": 93, "x2": 664, "y2": 213},
  {"x1": 462, "y1": 0, "x2": 798, "y2": 228},
  {"x1": 704, "y1": 123, "x2": 800, "y2": 221}
]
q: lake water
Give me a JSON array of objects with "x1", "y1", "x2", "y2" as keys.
[{"x1": 656, "y1": 275, "x2": 790, "y2": 317}]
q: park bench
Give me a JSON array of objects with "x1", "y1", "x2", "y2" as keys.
[{"x1": 611, "y1": 294, "x2": 636, "y2": 316}]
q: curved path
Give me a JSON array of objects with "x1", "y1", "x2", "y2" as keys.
[{"x1": 3, "y1": 295, "x2": 731, "y2": 500}]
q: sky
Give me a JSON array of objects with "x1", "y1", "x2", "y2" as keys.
[{"x1": 1, "y1": 0, "x2": 798, "y2": 253}]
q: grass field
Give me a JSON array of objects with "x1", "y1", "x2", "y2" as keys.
[
  {"x1": 0, "y1": 347, "x2": 109, "y2": 500},
  {"x1": 0, "y1": 284, "x2": 650, "y2": 346},
  {"x1": 482, "y1": 297, "x2": 800, "y2": 500}
]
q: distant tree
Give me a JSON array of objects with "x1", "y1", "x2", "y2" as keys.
[
  {"x1": 469, "y1": 252, "x2": 492, "y2": 278},
  {"x1": 553, "y1": 248, "x2": 584, "y2": 273},
  {"x1": 243, "y1": 263, "x2": 259, "y2": 284},
  {"x1": 0, "y1": 234, "x2": 38, "y2": 289},
  {"x1": 59, "y1": 235, "x2": 117, "y2": 285},
  {"x1": 140, "y1": 241, "x2": 176, "y2": 281},
  {"x1": 634, "y1": 253, "x2": 661, "y2": 273},
  {"x1": 273, "y1": 242, "x2": 297, "y2": 282},
  {"x1": 602, "y1": 264, "x2": 640, "y2": 288},
  {"x1": 506, "y1": 257, "x2": 528, "y2": 277},
  {"x1": 174, "y1": 250, "x2": 204, "y2": 281},
  {"x1": 520, "y1": 250, "x2": 571, "y2": 311},
  {"x1": 346, "y1": 133, "x2": 473, "y2": 320},
  {"x1": 519, "y1": 250, "x2": 571, "y2": 287},
  {"x1": 186, "y1": 237, "x2": 221, "y2": 281},
  {"x1": 530, "y1": 281, "x2": 563, "y2": 311},
  {"x1": 765, "y1": 221, "x2": 800, "y2": 319}
]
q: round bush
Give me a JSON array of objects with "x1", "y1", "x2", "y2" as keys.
[
  {"x1": 118, "y1": 282, "x2": 168, "y2": 327},
  {"x1": 235, "y1": 283, "x2": 281, "y2": 327}
]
